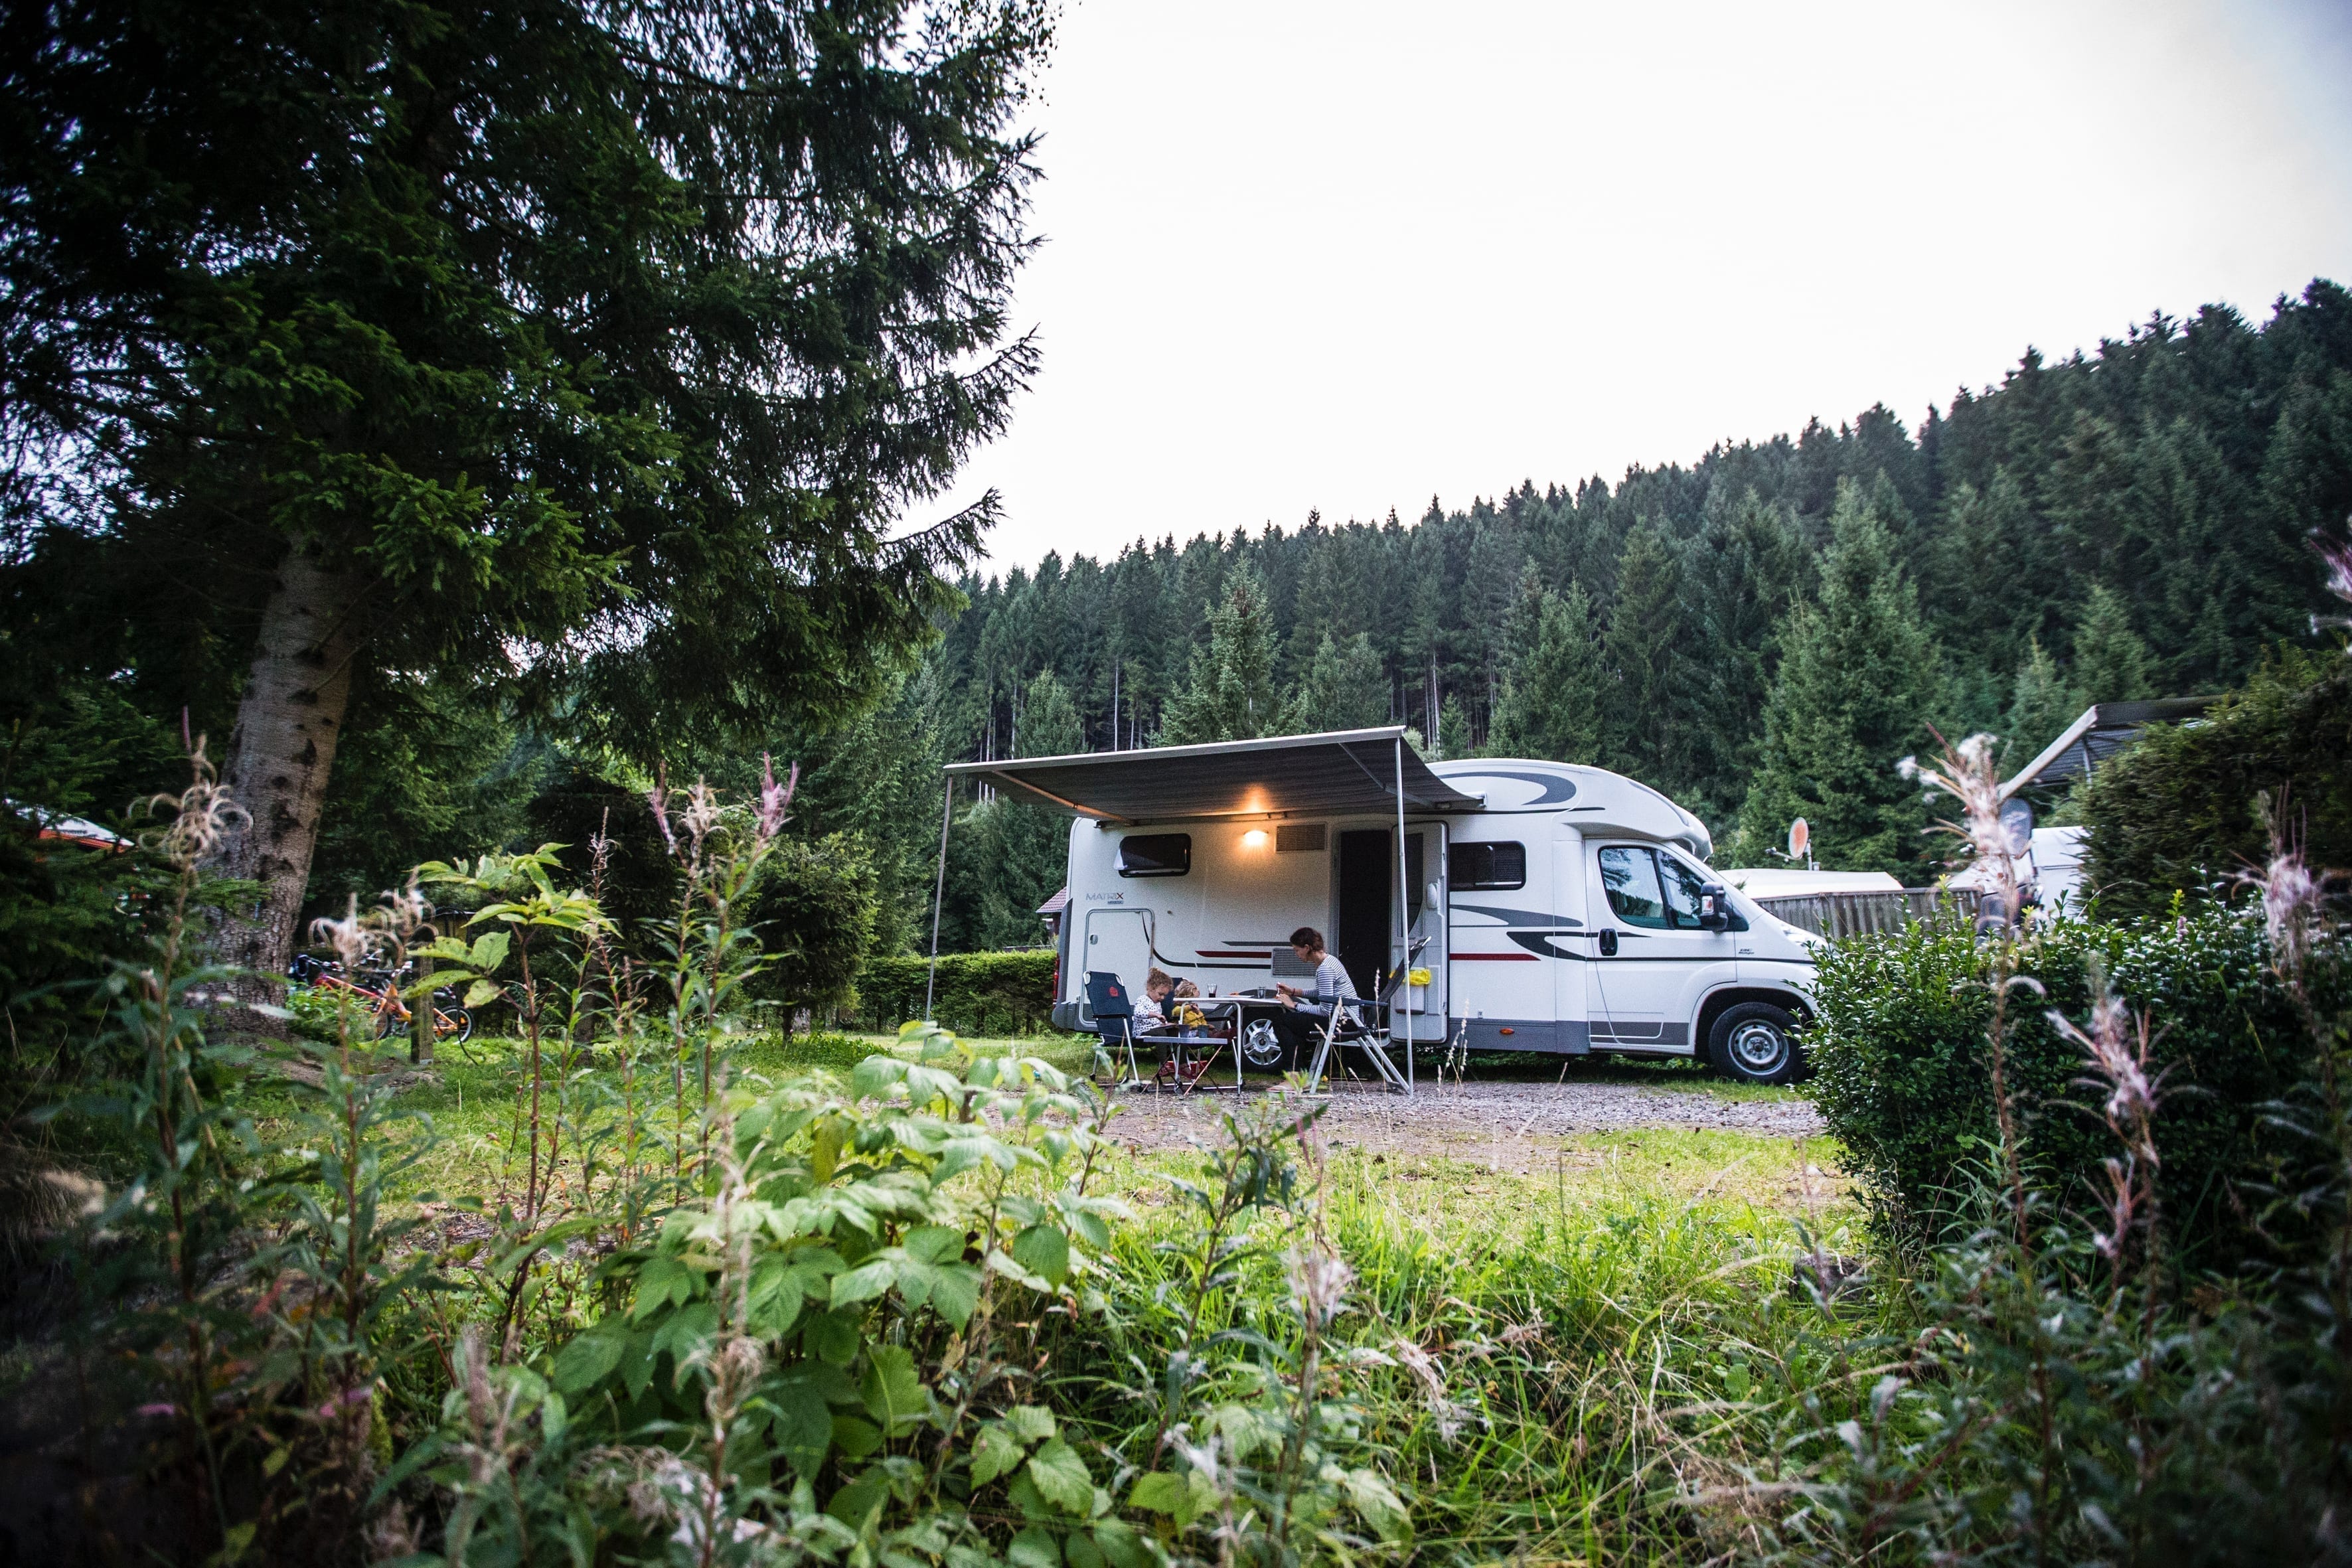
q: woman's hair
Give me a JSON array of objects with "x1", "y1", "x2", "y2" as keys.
[
  {"x1": 1288, "y1": 926, "x2": 1324, "y2": 953},
  {"x1": 1146, "y1": 967, "x2": 1173, "y2": 991},
  {"x1": 1172, "y1": 979, "x2": 1199, "y2": 998}
]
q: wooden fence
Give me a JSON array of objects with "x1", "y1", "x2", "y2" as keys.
[{"x1": 1753, "y1": 887, "x2": 1982, "y2": 939}]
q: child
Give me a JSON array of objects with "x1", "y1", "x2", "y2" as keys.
[{"x1": 1134, "y1": 968, "x2": 1174, "y2": 1029}]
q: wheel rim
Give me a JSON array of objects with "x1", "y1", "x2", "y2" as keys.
[
  {"x1": 1241, "y1": 1019, "x2": 1282, "y2": 1067},
  {"x1": 1727, "y1": 1018, "x2": 1788, "y2": 1075}
]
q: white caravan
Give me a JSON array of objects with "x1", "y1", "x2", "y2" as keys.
[{"x1": 946, "y1": 728, "x2": 1821, "y2": 1084}]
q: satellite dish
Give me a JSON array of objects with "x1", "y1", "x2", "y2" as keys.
[
  {"x1": 1999, "y1": 796, "x2": 2035, "y2": 856},
  {"x1": 1788, "y1": 818, "x2": 1810, "y2": 861}
]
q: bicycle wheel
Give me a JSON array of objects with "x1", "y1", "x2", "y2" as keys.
[{"x1": 433, "y1": 1006, "x2": 473, "y2": 1046}]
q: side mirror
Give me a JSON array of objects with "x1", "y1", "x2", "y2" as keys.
[{"x1": 1698, "y1": 883, "x2": 1733, "y2": 933}]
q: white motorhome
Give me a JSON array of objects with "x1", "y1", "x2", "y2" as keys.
[{"x1": 947, "y1": 727, "x2": 1820, "y2": 1084}]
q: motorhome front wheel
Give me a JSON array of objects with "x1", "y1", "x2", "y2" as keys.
[
  {"x1": 1706, "y1": 1001, "x2": 1800, "y2": 1085},
  {"x1": 1241, "y1": 1018, "x2": 1285, "y2": 1069}
]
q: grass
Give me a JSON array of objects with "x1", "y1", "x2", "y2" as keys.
[
  {"x1": 234, "y1": 1021, "x2": 1856, "y2": 1563},
  {"x1": 261, "y1": 1025, "x2": 1834, "y2": 1215},
  {"x1": 1054, "y1": 1121, "x2": 1866, "y2": 1565}
]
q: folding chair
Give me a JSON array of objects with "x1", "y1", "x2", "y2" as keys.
[
  {"x1": 1302, "y1": 938, "x2": 1424, "y2": 1096},
  {"x1": 1085, "y1": 971, "x2": 1145, "y2": 1089}
]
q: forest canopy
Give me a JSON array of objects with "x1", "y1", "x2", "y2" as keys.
[
  {"x1": 9, "y1": 267, "x2": 2352, "y2": 961},
  {"x1": 916, "y1": 281, "x2": 2352, "y2": 914}
]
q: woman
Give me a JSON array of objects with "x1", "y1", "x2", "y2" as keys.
[{"x1": 1270, "y1": 926, "x2": 1357, "y2": 1063}]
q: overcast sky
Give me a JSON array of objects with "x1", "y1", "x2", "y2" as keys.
[{"x1": 926, "y1": 0, "x2": 2352, "y2": 573}]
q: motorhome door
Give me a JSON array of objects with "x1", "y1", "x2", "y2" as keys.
[
  {"x1": 1398, "y1": 824, "x2": 1447, "y2": 1038},
  {"x1": 1079, "y1": 907, "x2": 1153, "y2": 1026},
  {"x1": 1334, "y1": 828, "x2": 1445, "y2": 1032}
]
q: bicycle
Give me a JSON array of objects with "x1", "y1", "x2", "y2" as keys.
[{"x1": 288, "y1": 953, "x2": 475, "y2": 1047}]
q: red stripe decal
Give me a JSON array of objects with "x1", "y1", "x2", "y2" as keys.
[{"x1": 1450, "y1": 952, "x2": 1539, "y2": 961}]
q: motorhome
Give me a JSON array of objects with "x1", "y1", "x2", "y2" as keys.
[{"x1": 946, "y1": 727, "x2": 1820, "y2": 1084}]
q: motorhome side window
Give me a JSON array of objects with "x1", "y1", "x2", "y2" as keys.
[
  {"x1": 1656, "y1": 853, "x2": 1709, "y2": 927},
  {"x1": 1116, "y1": 833, "x2": 1190, "y2": 877},
  {"x1": 1660, "y1": 849, "x2": 1745, "y2": 930},
  {"x1": 1597, "y1": 845, "x2": 1673, "y2": 929},
  {"x1": 1448, "y1": 840, "x2": 1526, "y2": 890}
]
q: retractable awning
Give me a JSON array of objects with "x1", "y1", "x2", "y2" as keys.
[
  {"x1": 1999, "y1": 697, "x2": 2216, "y2": 799},
  {"x1": 944, "y1": 726, "x2": 1483, "y2": 823}
]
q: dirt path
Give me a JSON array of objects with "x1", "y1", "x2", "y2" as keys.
[{"x1": 1101, "y1": 1075, "x2": 1826, "y2": 1160}]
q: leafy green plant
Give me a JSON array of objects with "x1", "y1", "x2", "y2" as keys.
[{"x1": 397, "y1": 1022, "x2": 1142, "y2": 1564}]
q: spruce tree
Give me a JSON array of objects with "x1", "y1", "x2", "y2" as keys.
[
  {"x1": 1999, "y1": 637, "x2": 2082, "y2": 773},
  {"x1": 2071, "y1": 582, "x2": 2157, "y2": 702},
  {"x1": 1683, "y1": 491, "x2": 1811, "y2": 816},
  {"x1": 1601, "y1": 518, "x2": 1686, "y2": 787},
  {"x1": 1462, "y1": 519, "x2": 1526, "y2": 722},
  {"x1": 975, "y1": 669, "x2": 1083, "y2": 947},
  {"x1": 1278, "y1": 633, "x2": 1388, "y2": 734},
  {"x1": 1492, "y1": 580, "x2": 1605, "y2": 763},
  {"x1": 1434, "y1": 694, "x2": 1473, "y2": 761},
  {"x1": 1161, "y1": 567, "x2": 1279, "y2": 744},
  {"x1": 1, "y1": 0, "x2": 1055, "y2": 982},
  {"x1": 1733, "y1": 480, "x2": 1944, "y2": 876}
]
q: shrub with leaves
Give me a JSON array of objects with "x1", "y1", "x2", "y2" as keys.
[
  {"x1": 1807, "y1": 906, "x2": 2345, "y2": 1267},
  {"x1": 396, "y1": 1022, "x2": 1143, "y2": 1565},
  {"x1": 2078, "y1": 645, "x2": 2352, "y2": 920},
  {"x1": 857, "y1": 951, "x2": 1059, "y2": 1037}
]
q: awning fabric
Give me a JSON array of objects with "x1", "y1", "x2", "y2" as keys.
[
  {"x1": 2001, "y1": 697, "x2": 2216, "y2": 798},
  {"x1": 945, "y1": 726, "x2": 1484, "y2": 823}
]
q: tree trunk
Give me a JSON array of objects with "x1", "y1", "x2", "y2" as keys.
[{"x1": 218, "y1": 546, "x2": 367, "y2": 1002}]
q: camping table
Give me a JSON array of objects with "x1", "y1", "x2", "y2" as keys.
[
  {"x1": 1120, "y1": 1024, "x2": 1229, "y2": 1093},
  {"x1": 1168, "y1": 994, "x2": 1298, "y2": 1089}
]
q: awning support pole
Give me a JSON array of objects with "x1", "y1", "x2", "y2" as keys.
[
  {"x1": 924, "y1": 775, "x2": 954, "y2": 1022},
  {"x1": 1395, "y1": 738, "x2": 1414, "y2": 1096}
]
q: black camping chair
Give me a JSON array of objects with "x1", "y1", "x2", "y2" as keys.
[{"x1": 1085, "y1": 970, "x2": 1144, "y2": 1087}]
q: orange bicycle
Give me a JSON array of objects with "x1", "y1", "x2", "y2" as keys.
[{"x1": 289, "y1": 954, "x2": 475, "y2": 1046}]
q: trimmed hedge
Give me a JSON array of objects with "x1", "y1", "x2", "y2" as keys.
[
  {"x1": 1808, "y1": 908, "x2": 2345, "y2": 1269},
  {"x1": 854, "y1": 950, "x2": 1059, "y2": 1038}
]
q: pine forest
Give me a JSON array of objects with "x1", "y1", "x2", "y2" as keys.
[{"x1": 12, "y1": 283, "x2": 2352, "y2": 961}]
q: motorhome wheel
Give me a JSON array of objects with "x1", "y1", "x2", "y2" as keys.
[
  {"x1": 1241, "y1": 1018, "x2": 1285, "y2": 1069},
  {"x1": 1706, "y1": 1001, "x2": 1800, "y2": 1085}
]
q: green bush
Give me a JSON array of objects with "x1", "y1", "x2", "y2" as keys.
[
  {"x1": 856, "y1": 949, "x2": 1058, "y2": 1036},
  {"x1": 2078, "y1": 647, "x2": 2352, "y2": 919},
  {"x1": 1808, "y1": 907, "x2": 2345, "y2": 1268}
]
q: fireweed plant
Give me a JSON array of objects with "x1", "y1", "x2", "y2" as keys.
[
  {"x1": 1704, "y1": 740, "x2": 2352, "y2": 1564},
  {"x1": 48, "y1": 743, "x2": 451, "y2": 1560}
]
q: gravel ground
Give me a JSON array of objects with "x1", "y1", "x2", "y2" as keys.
[{"x1": 1103, "y1": 1074, "x2": 1826, "y2": 1158}]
